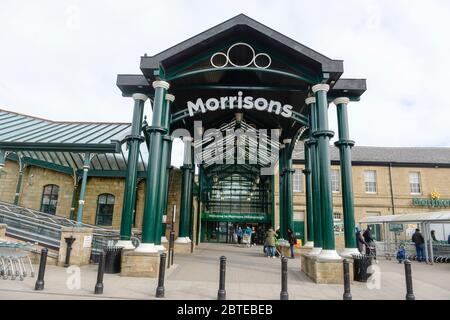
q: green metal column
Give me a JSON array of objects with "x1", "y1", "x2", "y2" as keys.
[
  {"x1": 119, "y1": 93, "x2": 147, "y2": 243},
  {"x1": 154, "y1": 94, "x2": 175, "y2": 246},
  {"x1": 312, "y1": 84, "x2": 340, "y2": 260},
  {"x1": 178, "y1": 137, "x2": 194, "y2": 242},
  {"x1": 76, "y1": 152, "x2": 91, "y2": 225},
  {"x1": 284, "y1": 139, "x2": 295, "y2": 239},
  {"x1": 69, "y1": 174, "x2": 78, "y2": 220},
  {"x1": 195, "y1": 165, "x2": 203, "y2": 246},
  {"x1": 305, "y1": 97, "x2": 322, "y2": 253},
  {"x1": 334, "y1": 97, "x2": 358, "y2": 256},
  {"x1": 139, "y1": 80, "x2": 169, "y2": 251},
  {"x1": 278, "y1": 145, "x2": 285, "y2": 236},
  {"x1": 302, "y1": 140, "x2": 314, "y2": 247},
  {"x1": 13, "y1": 154, "x2": 24, "y2": 205}
]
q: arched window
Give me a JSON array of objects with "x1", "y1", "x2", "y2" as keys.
[
  {"x1": 40, "y1": 184, "x2": 59, "y2": 215},
  {"x1": 95, "y1": 193, "x2": 115, "y2": 226}
]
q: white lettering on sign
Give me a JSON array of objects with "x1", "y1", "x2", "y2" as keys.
[
  {"x1": 83, "y1": 235, "x2": 92, "y2": 248},
  {"x1": 187, "y1": 91, "x2": 293, "y2": 118}
]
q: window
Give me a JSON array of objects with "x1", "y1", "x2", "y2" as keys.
[
  {"x1": 333, "y1": 212, "x2": 344, "y2": 234},
  {"x1": 409, "y1": 172, "x2": 421, "y2": 194},
  {"x1": 293, "y1": 169, "x2": 303, "y2": 193},
  {"x1": 40, "y1": 184, "x2": 59, "y2": 215},
  {"x1": 95, "y1": 194, "x2": 115, "y2": 226},
  {"x1": 364, "y1": 170, "x2": 377, "y2": 193},
  {"x1": 331, "y1": 169, "x2": 340, "y2": 193}
]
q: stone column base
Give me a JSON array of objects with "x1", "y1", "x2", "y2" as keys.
[
  {"x1": 174, "y1": 240, "x2": 192, "y2": 254},
  {"x1": 57, "y1": 227, "x2": 93, "y2": 267},
  {"x1": 301, "y1": 253, "x2": 353, "y2": 284},
  {"x1": 120, "y1": 249, "x2": 167, "y2": 278},
  {"x1": 297, "y1": 246, "x2": 314, "y2": 257}
]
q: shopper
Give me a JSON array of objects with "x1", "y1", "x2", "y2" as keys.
[
  {"x1": 363, "y1": 226, "x2": 374, "y2": 255},
  {"x1": 264, "y1": 228, "x2": 277, "y2": 258},
  {"x1": 287, "y1": 228, "x2": 297, "y2": 259},
  {"x1": 236, "y1": 226, "x2": 243, "y2": 245},
  {"x1": 250, "y1": 226, "x2": 257, "y2": 246},
  {"x1": 412, "y1": 228, "x2": 425, "y2": 262}
]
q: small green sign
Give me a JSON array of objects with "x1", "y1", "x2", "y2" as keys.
[
  {"x1": 389, "y1": 223, "x2": 404, "y2": 232},
  {"x1": 412, "y1": 198, "x2": 450, "y2": 207},
  {"x1": 202, "y1": 212, "x2": 269, "y2": 222}
]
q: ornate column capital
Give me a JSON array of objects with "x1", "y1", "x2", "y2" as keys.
[
  {"x1": 152, "y1": 80, "x2": 170, "y2": 90},
  {"x1": 132, "y1": 93, "x2": 148, "y2": 102},
  {"x1": 312, "y1": 84, "x2": 330, "y2": 93},
  {"x1": 333, "y1": 97, "x2": 350, "y2": 105},
  {"x1": 305, "y1": 97, "x2": 316, "y2": 105},
  {"x1": 165, "y1": 94, "x2": 175, "y2": 102}
]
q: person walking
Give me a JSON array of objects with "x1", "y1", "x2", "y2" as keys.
[
  {"x1": 287, "y1": 228, "x2": 297, "y2": 259},
  {"x1": 412, "y1": 228, "x2": 425, "y2": 262},
  {"x1": 250, "y1": 226, "x2": 257, "y2": 246},
  {"x1": 363, "y1": 226, "x2": 374, "y2": 255},
  {"x1": 236, "y1": 226, "x2": 243, "y2": 245},
  {"x1": 264, "y1": 228, "x2": 277, "y2": 258},
  {"x1": 355, "y1": 227, "x2": 368, "y2": 253},
  {"x1": 448, "y1": 233, "x2": 450, "y2": 245}
]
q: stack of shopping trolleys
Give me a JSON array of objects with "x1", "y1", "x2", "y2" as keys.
[{"x1": 0, "y1": 240, "x2": 35, "y2": 281}]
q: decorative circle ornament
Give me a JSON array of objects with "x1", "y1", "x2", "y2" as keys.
[{"x1": 210, "y1": 42, "x2": 271, "y2": 69}]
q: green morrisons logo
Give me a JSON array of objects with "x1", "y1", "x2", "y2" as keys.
[
  {"x1": 412, "y1": 197, "x2": 450, "y2": 208},
  {"x1": 202, "y1": 212, "x2": 269, "y2": 222}
]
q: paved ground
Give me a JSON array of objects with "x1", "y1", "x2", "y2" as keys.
[{"x1": 1, "y1": 243, "x2": 449, "y2": 300}]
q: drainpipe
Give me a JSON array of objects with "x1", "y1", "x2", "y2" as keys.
[{"x1": 388, "y1": 162, "x2": 395, "y2": 215}]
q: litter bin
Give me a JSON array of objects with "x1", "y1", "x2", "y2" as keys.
[
  {"x1": 352, "y1": 253, "x2": 372, "y2": 282},
  {"x1": 104, "y1": 246, "x2": 122, "y2": 274}
]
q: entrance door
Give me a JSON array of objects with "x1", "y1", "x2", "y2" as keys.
[{"x1": 205, "y1": 221, "x2": 231, "y2": 243}]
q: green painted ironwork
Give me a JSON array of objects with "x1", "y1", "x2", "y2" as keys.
[
  {"x1": 141, "y1": 82, "x2": 168, "y2": 244},
  {"x1": 154, "y1": 96, "x2": 174, "y2": 245},
  {"x1": 308, "y1": 102, "x2": 323, "y2": 249},
  {"x1": 284, "y1": 157, "x2": 295, "y2": 238},
  {"x1": 303, "y1": 140, "x2": 314, "y2": 243},
  {"x1": 166, "y1": 67, "x2": 315, "y2": 84},
  {"x1": 313, "y1": 88, "x2": 335, "y2": 250},
  {"x1": 335, "y1": 100, "x2": 357, "y2": 249},
  {"x1": 76, "y1": 152, "x2": 91, "y2": 225},
  {"x1": 278, "y1": 146, "x2": 286, "y2": 238},
  {"x1": 119, "y1": 97, "x2": 146, "y2": 240}
]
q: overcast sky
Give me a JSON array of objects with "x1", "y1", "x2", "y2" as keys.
[{"x1": 1, "y1": 1, "x2": 449, "y2": 167}]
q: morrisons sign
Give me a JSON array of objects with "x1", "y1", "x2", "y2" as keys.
[
  {"x1": 187, "y1": 92, "x2": 294, "y2": 118},
  {"x1": 412, "y1": 198, "x2": 450, "y2": 208}
]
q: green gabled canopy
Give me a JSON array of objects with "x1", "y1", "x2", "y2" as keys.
[{"x1": 0, "y1": 109, "x2": 148, "y2": 177}]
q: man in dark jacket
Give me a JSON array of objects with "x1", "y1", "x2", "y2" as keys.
[
  {"x1": 287, "y1": 228, "x2": 297, "y2": 259},
  {"x1": 363, "y1": 226, "x2": 374, "y2": 255},
  {"x1": 412, "y1": 228, "x2": 425, "y2": 262}
]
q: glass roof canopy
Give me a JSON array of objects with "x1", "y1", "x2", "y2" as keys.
[{"x1": 0, "y1": 109, "x2": 147, "y2": 177}]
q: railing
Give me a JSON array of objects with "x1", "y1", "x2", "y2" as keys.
[{"x1": 0, "y1": 201, "x2": 123, "y2": 257}]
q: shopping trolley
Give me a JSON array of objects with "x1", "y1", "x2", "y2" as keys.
[
  {"x1": 242, "y1": 234, "x2": 251, "y2": 247},
  {"x1": 0, "y1": 240, "x2": 36, "y2": 281}
]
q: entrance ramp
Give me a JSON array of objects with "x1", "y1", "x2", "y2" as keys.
[{"x1": 0, "y1": 200, "x2": 120, "y2": 261}]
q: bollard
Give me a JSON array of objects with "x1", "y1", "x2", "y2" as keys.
[
  {"x1": 280, "y1": 257, "x2": 289, "y2": 300},
  {"x1": 217, "y1": 256, "x2": 226, "y2": 300},
  {"x1": 169, "y1": 230, "x2": 175, "y2": 267},
  {"x1": 64, "y1": 236, "x2": 76, "y2": 268},
  {"x1": 94, "y1": 250, "x2": 106, "y2": 294},
  {"x1": 404, "y1": 260, "x2": 415, "y2": 300},
  {"x1": 343, "y1": 259, "x2": 352, "y2": 300},
  {"x1": 34, "y1": 248, "x2": 48, "y2": 290},
  {"x1": 156, "y1": 252, "x2": 167, "y2": 298}
]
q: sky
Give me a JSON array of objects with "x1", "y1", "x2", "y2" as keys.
[{"x1": 1, "y1": 0, "x2": 449, "y2": 167}]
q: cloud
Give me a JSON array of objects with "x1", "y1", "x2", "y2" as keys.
[{"x1": 0, "y1": 0, "x2": 448, "y2": 169}]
